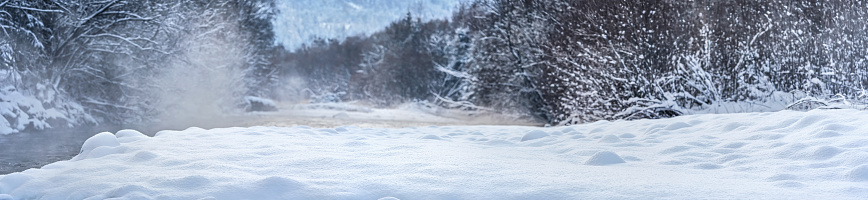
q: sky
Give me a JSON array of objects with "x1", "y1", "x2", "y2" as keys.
[{"x1": 272, "y1": 0, "x2": 467, "y2": 50}]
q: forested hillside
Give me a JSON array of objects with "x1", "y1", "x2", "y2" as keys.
[
  {"x1": 4, "y1": 0, "x2": 868, "y2": 134},
  {"x1": 272, "y1": 0, "x2": 467, "y2": 49},
  {"x1": 276, "y1": 0, "x2": 868, "y2": 125}
]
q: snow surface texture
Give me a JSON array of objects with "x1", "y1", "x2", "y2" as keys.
[
  {"x1": 274, "y1": 0, "x2": 466, "y2": 49},
  {"x1": 3, "y1": 110, "x2": 868, "y2": 199}
]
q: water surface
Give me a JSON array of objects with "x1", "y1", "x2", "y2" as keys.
[{"x1": 0, "y1": 126, "x2": 126, "y2": 175}]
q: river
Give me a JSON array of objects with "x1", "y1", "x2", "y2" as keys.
[{"x1": 0, "y1": 125, "x2": 126, "y2": 174}]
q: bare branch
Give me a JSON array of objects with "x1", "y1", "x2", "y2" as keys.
[
  {"x1": 79, "y1": 0, "x2": 121, "y2": 27},
  {"x1": 2, "y1": 4, "x2": 64, "y2": 13},
  {"x1": 52, "y1": 1, "x2": 70, "y2": 13},
  {"x1": 83, "y1": 33, "x2": 169, "y2": 54},
  {"x1": 102, "y1": 11, "x2": 146, "y2": 20},
  {"x1": 81, "y1": 97, "x2": 137, "y2": 111}
]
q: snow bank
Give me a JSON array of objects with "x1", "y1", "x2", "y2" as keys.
[
  {"x1": 0, "y1": 86, "x2": 92, "y2": 135},
  {"x1": 3, "y1": 110, "x2": 868, "y2": 199}
]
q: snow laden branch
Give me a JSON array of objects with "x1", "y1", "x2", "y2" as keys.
[
  {"x1": 1, "y1": 3, "x2": 64, "y2": 13},
  {"x1": 80, "y1": 33, "x2": 168, "y2": 54},
  {"x1": 77, "y1": 0, "x2": 120, "y2": 27}
]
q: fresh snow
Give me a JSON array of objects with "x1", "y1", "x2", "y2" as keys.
[
  {"x1": 3, "y1": 109, "x2": 868, "y2": 199},
  {"x1": 0, "y1": 86, "x2": 94, "y2": 135}
]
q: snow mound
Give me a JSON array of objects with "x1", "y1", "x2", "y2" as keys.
[
  {"x1": 0, "y1": 173, "x2": 31, "y2": 193},
  {"x1": 521, "y1": 130, "x2": 549, "y2": 142},
  {"x1": 584, "y1": 151, "x2": 626, "y2": 165},
  {"x1": 116, "y1": 129, "x2": 146, "y2": 138},
  {"x1": 664, "y1": 122, "x2": 692, "y2": 130},
  {"x1": 72, "y1": 132, "x2": 121, "y2": 161},
  {"x1": 598, "y1": 134, "x2": 622, "y2": 143},
  {"x1": 809, "y1": 146, "x2": 842, "y2": 160},
  {"x1": 419, "y1": 135, "x2": 443, "y2": 140},
  {"x1": 846, "y1": 165, "x2": 868, "y2": 182},
  {"x1": 3, "y1": 109, "x2": 868, "y2": 199}
]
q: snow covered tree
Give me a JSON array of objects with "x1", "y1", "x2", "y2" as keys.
[
  {"x1": 1, "y1": 0, "x2": 280, "y2": 132},
  {"x1": 464, "y1": 0, "x2": 552, "y2": 120},
  {"x1": 348, "y1": 13, "x2": 451, "y2": 106},
  {"x1": 1, "y1": 0, "x2": 179, "y2": 125},
  {"x1": 428, "y1": 26, "x2": 477, "y2": 110},
  {"x1": 271, "y1": 0, "x2": 868, "y2": 125}
]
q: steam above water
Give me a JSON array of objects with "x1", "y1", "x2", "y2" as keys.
[
  {"x1": 143, "y1": 0, "x2": 470, "y2": 130},
  {"x1": 150, "y1": 22, "x2": 249, "y2": 131}
]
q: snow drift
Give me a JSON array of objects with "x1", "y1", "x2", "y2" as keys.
[{"x1": 2, "y1": 110, "x2": 868, "y2": 199}]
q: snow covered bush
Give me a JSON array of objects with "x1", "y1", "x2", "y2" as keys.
[{"x1": 0, "y1": 86, "x2": 92, "y2": 135}]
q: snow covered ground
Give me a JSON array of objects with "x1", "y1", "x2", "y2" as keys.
[
  {"x1": 244, "y1": 102, "x2": 541, "y2": 129},
  {"x1": 144, "y1": 101, "x2": 539, "y2": 134},
  {"x1": 2, "y1": 109, "x2": 868, "y2": 199}
]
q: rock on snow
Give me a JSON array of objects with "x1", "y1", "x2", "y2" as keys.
[{"x1": 2, "y1": 109, "x2": 868, "y2": 199}]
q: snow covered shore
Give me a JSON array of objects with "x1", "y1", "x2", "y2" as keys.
[{"x1": 2, "y1": 110, "x2": 868, "y2": 199}]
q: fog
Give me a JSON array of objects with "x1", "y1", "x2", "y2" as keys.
[{"x1": 149, "y1": 26, "x2": 249, "y2": 131}]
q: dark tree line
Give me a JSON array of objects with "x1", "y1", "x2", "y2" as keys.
[
  {"x1": 275, "y1": 13, "x2": 456, "y2": 106},
  {"x1": 277, "y1": 0, "x2": 868, "y2": 125}
]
